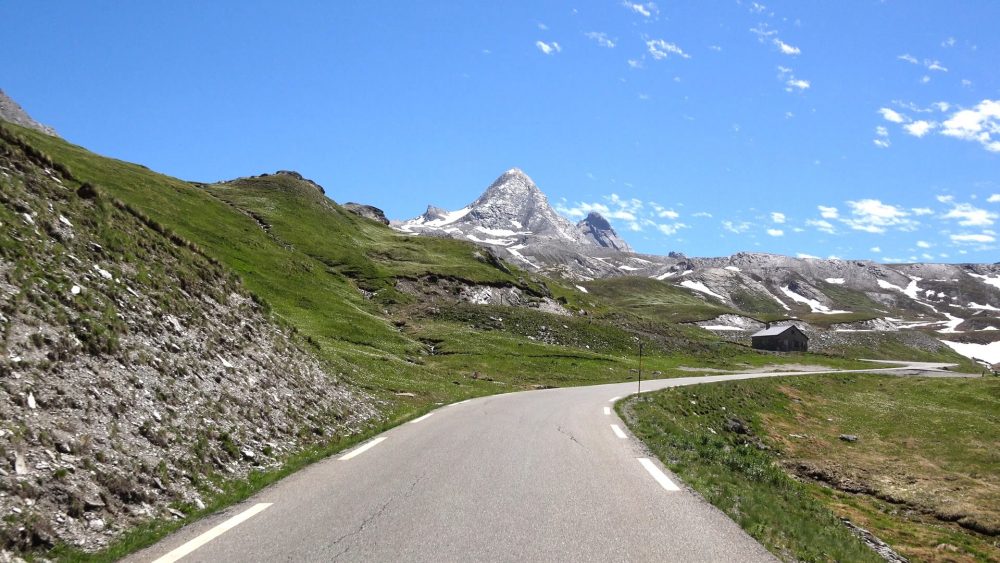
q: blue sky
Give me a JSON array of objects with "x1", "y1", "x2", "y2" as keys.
[{"x1": 2, "y1": 1, "x2": 998, "y2": 262}]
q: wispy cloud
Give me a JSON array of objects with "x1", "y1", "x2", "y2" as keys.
[
  {"x1": 657, "y1": 223, "x2": 688, "y2": 235},
  {"x1": 773, "y1": 39, "x2": 800, "y2": 55},
  {"x1": 646, "y1": 39, "x2": 690, "y2": 60},
  {"x1": 897, "y1": 53, "x2": 919, "y2": 64},
  {"x1": 722, "y1": 220, "x2": 752, "y2": 234},
  {"x1": 951, "y1": 232, "x2": 995, "y2": 244},
  {"x1": 818, "y1": 206, "x2": 839, "y2": 219},
  {"x1": 766, "y1": 228, "x2": 784, "y2": 237},
  {"x1": 627, "y1": 59, "x2": 643, "y2": 69},
  {"x1": 623, "y1": 1, "x2": 658, "y2": 17},
  {"x1": 786, "y1": 78, "x2": 810, "y2": 91},
  {"x1": 806, "y1": 219, "x2": 836, "y2": 234},
  {"x1": 750, "y1": 24, "x2": 778, "y2": 43},
  {"x1": 585, "y1": 32, "x2": 615, "y2": 48},
  {"x1": 535, "y1": 40, "x2": 561, "y2": 55}
]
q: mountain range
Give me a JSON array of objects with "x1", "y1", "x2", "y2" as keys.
[{"x1": 395, "y1": 168, "x2": 1000, "y2": 349}]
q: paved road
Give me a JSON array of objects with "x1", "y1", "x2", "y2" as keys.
[{"x1": 130, "y1": 361, "x2": 958, "y2": 562}]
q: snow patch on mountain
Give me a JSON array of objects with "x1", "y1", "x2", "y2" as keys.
[
  {"x1": 779, "y1": 286, "x2": 850, "y2": 314},
  {"x1": 940, "y1": 340, "x2": 1000, "y2": 364},
  {"x1": 681, "y1": 280, "x2": 726, "y2": 301}
]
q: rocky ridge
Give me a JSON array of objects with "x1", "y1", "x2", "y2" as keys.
[{"x1": 0, "y1": 90, "x2": 57, "y2": 137}]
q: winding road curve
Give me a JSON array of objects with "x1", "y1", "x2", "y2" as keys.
[{"x1": 130, "y1": 361, "x2": 959, "y2": 562}]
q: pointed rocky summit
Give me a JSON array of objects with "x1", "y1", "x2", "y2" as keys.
[{"x1": 576, "y1": 212, "x2": 633, "y2": 252}]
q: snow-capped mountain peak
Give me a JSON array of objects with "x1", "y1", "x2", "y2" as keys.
[{"x1": 577, "y1": 211, "x2": 633, "y2": 252}]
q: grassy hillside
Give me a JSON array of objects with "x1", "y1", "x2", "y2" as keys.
[{"x1": 619, "y1": 375, "x2": 1000, "y2": 562}]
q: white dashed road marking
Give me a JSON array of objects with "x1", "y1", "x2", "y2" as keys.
[
  {"x1": 603, "y1": 407, "x2": 611, "y2": 415},
  {"x1": 339, "y1": 437, "x2": 387, "y2": 461},
  {"x1": 410, "y1": 412, "x2": 434, "y2": 424},
  {"x1": 638, "y1": 458, "x2": 681, "y2": 491},
  {"x1": 151, "y1": 503, "x2": 272, "y2": 563},
  {"x1": 610, "y1": 424, "x2": 627, "y2": 439}
]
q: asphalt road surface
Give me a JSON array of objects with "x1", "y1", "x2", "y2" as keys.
[{"x1": 130, "y1": 361, "x2": 958, "y2": 562}]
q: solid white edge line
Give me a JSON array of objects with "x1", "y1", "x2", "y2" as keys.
[
  {"x1": 151, "y1": 503, "x2": 272, "y2": 563},
  {"x1": 608, "y1": 396, "x2": 621, "y2": 402},
  {"x1": 410, "y1": 412, "x2": 434, "y2": 424},
  {"x1": 638, "y1": 458, "x2": 681, "y2": 491},
  {"x1": 338, "y1": 437, "x2": 387, "y2": 460},
  {"x1": 603, "y1": 407, "x2": 611, "y2": 415},
  {"x1": 610, "y1": 424, "x2": 627, "y2": 439}
]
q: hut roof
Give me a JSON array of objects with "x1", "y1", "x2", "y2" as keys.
[{"x1": 751, "y1": 325, "x2": 805, "y2": 338}]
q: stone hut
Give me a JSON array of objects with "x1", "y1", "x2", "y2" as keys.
[{"x1": 751, "y1": 325, "x2": 808, "y2": 352}]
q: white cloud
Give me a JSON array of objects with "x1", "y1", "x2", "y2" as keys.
[
  {"x1": 921, "y1": 75, "x2": 931, "y2": 84},
  {"x1": 796, "y1": 253, "x2": 820, "y2": 259},
  {"x1": 937, "y1": 195, "x2": 954, "y2": 203},
  {"x1": 692, "y1": 211, "x2": 713, "y2": 218},
  {"x1": 940, "y1": 99, "x2": 1000, "y2": 153},
  {"x1": 786, "y1": 79, "x2": 810, "y2": 91},
  {"x1": 842, "y1": 199, "x2": 916, "y2": 233},
  {"x1": 912, "y1": 207, "x2": 933, "y2": 215},
  {"x1": 585, "y1": 32, "x2": 615, "y2": 48},
  {"x1": 879, "y1": 107, "x2": 906, "y2": 123},
  {"x1": 933, "y1": 102, "x2": 950, "y2": 112},
  {"x1": 988, "y1": 194, "x2": 1000, "y2": 203},
  {"x1": 722, "y1": 221, "x2": 752, "y2": 234},
  {"x1": 708, "y1": 45, "x2": 722, "y2": 52},
  {"x1": 806, "y1": 219, "x2": 836, "y2": 234},
  {"x1": 870, "y1": 246, "x2": 881, "y2": 253},
  {"x1": 942, "y1": 37, "x2": 956, "y2": 48},
  {"x1": 770, "y1": 212, "x2": 786, "y2": 223},
  {"x1": 951, "y1": 233, "x2": 996, "y2": 244},
  {"x1": 766, "y1": 228, "x2": 784, "y2": 237},
  {"x1": 897, "y1": 54, "x2": 919, "y2": 64},
  {"x1": 904, "y1": 120, "x2": 935, "y2": 137},
  {"x1": 627, "y1": 59, "x2": 643, "y2": 69},
  {"x1": 536, "y1": 41, "x2": 561, "y2": 55},
  {"x1": 623, "y1": 1, "x2": 658, "y2": 17},
  {"x1": 657, "y1": 223, "x2": 688, "y2": 236},
  {"x1": 916, "y1": 240, "x2": 931, "y2": 248},
  {"x1": 773, "y1": 39, "x2": 800, "y2": 55},
  {"x1": 925, "y1": 59, "x2": 948, "y2": 72},
  {"x1": 876, "y1": 126, "x2": 889, "y2": 137},
  {"x1": 750, "y1": 2, "x2": 767, "y2": 13},
  {"x1": 941, "y1": 202, "x2": 998, "y2": 227},
  {"x1": 961, "y1": 79, "x2": 972, "y2": 88},
  {"x1": 873, "y1": 138, "x2": 891, "y2": 149},
  {"x1": 818, "y1": 205, "x2": 839, "y2": 219},
  {"x1": 646, "y1": 39, "x2": 690, "y2": 60},
  {"x1": 658, "y1": 209, "x2": 679, "y2": 219},
  {"x1": 537, "y1": 22, "x2": 548, "y2": 30}
]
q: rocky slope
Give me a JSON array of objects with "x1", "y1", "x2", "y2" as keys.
[
  {"x1": 0, "y1": 90, "x2": 57, "y2": 137},
  {"x1": 0, "y1": 125, "x2": 378, "y2": 552},
  {"x1": 577, "y1": 212, "x2": 632, "y2": 252}
]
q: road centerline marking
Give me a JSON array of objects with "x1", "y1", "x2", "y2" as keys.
[
  {"x1": 603, "y1": 407, "x2": 611, "y2": 415},
  {"x1": 610, "y1": 424, "x2": 627, "y2": 439},
  {"x1": 338, "y1": 437, "x2": 387, "y2": 461},
  {"x1": 151, "y1": 503, "x2": 272, "y2": 563},
  {"x1": 410, "y1": 412, "x2": 434, "y2": 424},
  {"x1": 638, "y1": 458, "x2": 681, "y2": 491}
]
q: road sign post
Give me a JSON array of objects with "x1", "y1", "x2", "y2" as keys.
[{"x1": 638, "y1": 342, "x2": 643, "y2": 395}]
